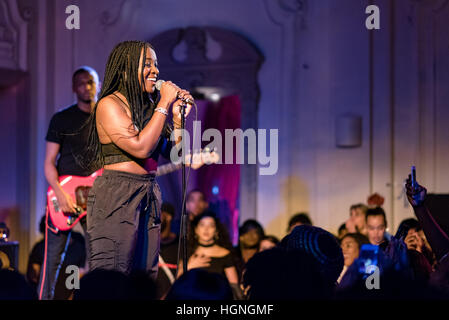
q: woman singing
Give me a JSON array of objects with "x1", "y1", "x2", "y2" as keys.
[{"x1": 84, "y1": 41, "x2": 192, "y2": 278}]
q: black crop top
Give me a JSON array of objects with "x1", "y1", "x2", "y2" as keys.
[
  {"x1": 101, "y1": 135, "x2": 172, "y2": 168},
  {"x1": 101, "y1": 142, "x2": 145, "y2": 166},
  {"x1": 100, "y1": 93, "x2": 172, "y2": 166}
]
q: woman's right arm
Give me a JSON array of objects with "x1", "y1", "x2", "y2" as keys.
[
  {"x1": 96, "y1": 82, "x2": 179, "y2": 159},
  {"x1": 406, "y1": 177, "x2": 449, "y2": 261},
  {"x1": 176, "y1": 254, "x2": 211, "y2": 278}
]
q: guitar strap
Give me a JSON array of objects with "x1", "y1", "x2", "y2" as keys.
[
  {"x1": 39, "y1": 206, "x2": 72, "y2": 300},
  {"x1": 49, "y1": 231, "x2": 72, "y2": 299},
  {"x1": 158, "y1": 254, "x2": 175, "y2": 284}
]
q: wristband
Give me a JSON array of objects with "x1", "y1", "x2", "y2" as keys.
[{"x1": 155, "y1": 107, "x2": 168, "y2": 116}]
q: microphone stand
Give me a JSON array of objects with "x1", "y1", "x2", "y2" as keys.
[{"x1": 180, "y1": 103, "x2": 188, "y2": 274}]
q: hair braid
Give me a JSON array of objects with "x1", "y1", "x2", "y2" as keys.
[{"x1": 81, "y1": 40, "x2": 171, "y2": 172}]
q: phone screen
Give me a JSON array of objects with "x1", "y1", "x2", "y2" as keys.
[
  {"x1": 358, "y1": 244, "x2": 379, "y2": 275},
  {"x1": 411, "y1": 165, "x2": 417, "y2": 188}
]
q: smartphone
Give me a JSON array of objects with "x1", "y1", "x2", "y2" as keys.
[
  {"x1": 358, "y1": 244, "x2": 379, "y2": 275},
  {"x1": 411, "y1": 165, "x2": 417, "y2": 189}
]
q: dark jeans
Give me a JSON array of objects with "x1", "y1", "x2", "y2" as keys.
[
  {"x1": 37, "y1": 215, "x2": 88, "y2": 300},
  {"x1": 86, "y1": 169, "x2": 162, "y2": 279}
]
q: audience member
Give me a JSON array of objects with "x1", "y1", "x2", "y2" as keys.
[
  {"x1": 345, "y1": 204, "x2": 368, "y2": 235},
  {"x1": 396, "y1": 218, "x2": 435, "y2": 267},
  {"x1": 129, "y1": 270, "x2": 157, "y2": 300},
  {"x1": 0, "y1": 222, "x2": 10, "y2": 242},
  {"x1": 73, "y1": 269, "x2": 155, "y2": 300},
  {"x1": 243, "y1": 247, "x2": 334, "y2": 300},
  {"x1": 366, "y1": 207, "x2": 390, "y2": 247},
  {"x1": 234, "y1": 219, "x2": 265, "y2": 279},
  {"x1": 0, "y1": 270, "x2": 37, "y2": 300},
  {"x1": 177, "y1": 211, "x2": 241, "y2": 298},
  {"x1": 186, "y1": 189, "x2": 209, "y2": 221},
  {"x1": 259, "y1": 235, "x2": 279, "y2": 252},
  {"x1": 405, "y1": 176, "x2": 449, "y2": 296},
  {"x1": 338, "y1": 223, "x2": 348, "y2": 239},
  {"x1": 156, "y1": 202, "x2": 179, "y2": 299},
  {"x1": 337, "y1": 233, "x2": 370, "y2": 283},
  {"x1": 166, "y1": 269, "x2": 233, "y2": 300},
  {"x1": 336, "y1": 237, "x2": 442, "y2": 300},
  {"x1": 287, "y1": 213, "x2": 312, "y2": 233},
  {"x1": 279, "y1": 225, "x2": 344, "y2": 285},
  {"x1": 3, "y1": 174, "x2": 449, "y2": 301}
]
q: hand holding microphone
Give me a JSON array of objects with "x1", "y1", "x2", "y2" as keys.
[
  {"x1": 156, "y1": 80, "x2": 194, "y2": 105},
  {"x1": 156, "y1": 80, "x2": 193, "y2": 126}
]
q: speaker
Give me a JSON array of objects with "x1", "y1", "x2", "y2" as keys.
[
  {"x1": 426, "y1": 194, "x2": 449, "y2": 237},
  {"x1": 336, "y1": 114, "x2": 362, "y2": 148},
  {"x1": 0, "y1": 241, "x2": 19, "y2": 270}
]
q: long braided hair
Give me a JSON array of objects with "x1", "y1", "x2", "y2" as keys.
[{"x1": 83, "y1": 40, "x2": 171, "y2": 172}]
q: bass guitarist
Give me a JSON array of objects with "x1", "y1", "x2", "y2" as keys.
[{"x1": 38, "y1": 66, "x2": 100, "y2": 300}]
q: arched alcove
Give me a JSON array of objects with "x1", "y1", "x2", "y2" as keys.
[{"x1": 151, "y1": 26, "x2": 264, "y2": 224}]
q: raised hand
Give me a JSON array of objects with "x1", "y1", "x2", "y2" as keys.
[
  {"x1": 172, "y1": 89, "x2": 193, "y2": 125},
  {"x1": 404, "y1": 230, "x2": 423, "y2": 252},
  {"x1": 405, "y1": 175, "x2": 427, "y2": 207},
  {"x1": 55, "y1": 188, "x2": 77, "y2": 214},
  {"x1": 159, "y1": 81, "x2": 180, "y2": 108},
  {"x1": 187, "y1": 253, "x2": 211, "y2": 270}
]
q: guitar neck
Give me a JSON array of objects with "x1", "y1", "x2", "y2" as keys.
[{"x1": 156, "y1": 162, "x2": 183, "y2": 177}]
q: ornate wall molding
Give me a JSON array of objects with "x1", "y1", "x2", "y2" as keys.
[
  {"x1": 0, "y1": 0, "x2": 28, "y2": 72},
  {"x1": 264, "y1": 0, "x2": 307, "y2": 28},
  {"x1": 17, "y1": 0, "x2": 34, "y2": 22},
  {"x1": 99, "y1": 0, "x2": 129, "y2": 28},
  {"x1": 98, "y1": 0, "x2": 144, "y2": 36}
]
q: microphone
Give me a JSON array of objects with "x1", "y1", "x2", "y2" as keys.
[{"x1": 155, "y1": 80, "x2": 194, "y2": 105}]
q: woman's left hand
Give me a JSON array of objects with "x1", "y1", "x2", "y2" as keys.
[{"x1": 172, "y1": 89, "x2": 193, "y2": 126}]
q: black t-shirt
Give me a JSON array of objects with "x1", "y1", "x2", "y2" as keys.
[
  {"x1": 202, "y1": 253, "x2": 235, "y2": 276},
  {"x1": 28, "y1": 240, "x2": 45, "y2": 267},
  {"x1": 45, "y1": 104, "x2": 92, "y2": 176}
]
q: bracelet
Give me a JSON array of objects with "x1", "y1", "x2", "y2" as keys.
[{"x1": 155, "y1": 107, "x2": 168, "y2": 116}]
